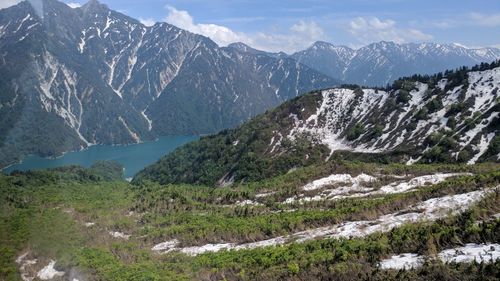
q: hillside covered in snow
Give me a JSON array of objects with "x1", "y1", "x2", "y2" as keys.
[{"x1": 134, "y1": 61, "x2": 500, "y2": 186}]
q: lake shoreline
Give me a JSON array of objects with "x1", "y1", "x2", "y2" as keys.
[{"x1": 1, "y1": 135, "x2": 199, "y2": 178}]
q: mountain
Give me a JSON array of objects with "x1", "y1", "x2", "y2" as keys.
[
  {"x1": 0, "y1": 0, "x2": 153, "y2": 166},
  {"x1": 148, "y1": 43, "x2": 337, "y2": 134},
  {"x1": 0, "y1": 0, "x2": 338, "y2": 168},
  {"x1": 291, "y1": 41, "x2": 355, "y2": 82},
  {"x1": 227, "y1": 42, "x2": 288, "y2": 58},
  {"x1": 134, "y1": 61, "x2": 500, "y2": 186},
  {"x1": 291, "y1": 41, "x2": 500, "y2": 86}
]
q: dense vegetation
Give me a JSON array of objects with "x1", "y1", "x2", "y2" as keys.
[
  {"x1": 2, "y1": 162, "x2": 500, "y2": 280},
  {"x1": 133, "y1": 93, "x2": 331, "y2": 186}
]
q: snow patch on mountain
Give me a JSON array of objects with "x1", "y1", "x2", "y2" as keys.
[
  {"x1": 37, "y1": 260, "x2": 65, "y2": 280},
  {"x1": 152, "y1": 239, "x2": 179, "y2": 252},
  {"x1": 109, "y1": 231, "x2": 130, "y2": 239},
  {"x1": 468, "y1": 133, "x2": 496, "y2": 164},
  {"x1": 16, "y1": 252, "x2": 38, "y2": 281},
  {"x1": 288, "y1": 88, "x2": 389, "y2": 155},
  {"x1": 305, "y1": 174, "x2": 373, "y2": 194},
  {"x1": 284, "y1": 173, "x2": 471, "y2": 204},
  {"x1": 380, "y1": 243, "x2": 500, "y2": 270},
  {"x1": 141, "y1": 110, "x2": 152, "y2": 131},
  {"x1": 379, "y1": 253, "x2": 422, "y2": 270},
  {"x1": 158, "y1": 188, "x2": 493, "y2": 256}
]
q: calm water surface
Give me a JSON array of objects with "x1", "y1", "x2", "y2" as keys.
[{"x1": 2, "y1": 136, "x2": 198, "y2": 178}]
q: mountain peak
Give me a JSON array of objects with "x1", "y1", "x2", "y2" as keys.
[
  {"x1": 82, "y1": 0, "x2": 108, "y2": 12},
  {"x1": 228, "y1": 42, "x2": 253, "y2": 52},
  {"x1": 309, "y1": 41, "x2": 352, "y2": 53},
  {"x1": 85, "y1": 0, "x2": 100, "y2": 5},
  {"x1": 373, "y1": 41, "x2": 397, "y2": 47},
  {"x1": 227, "y1": 42, "x2": 271, "y2": 55},
  {"x1": 311, "y1": 41, "x2": 333, "y2": 48}
]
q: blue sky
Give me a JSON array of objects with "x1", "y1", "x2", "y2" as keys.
[{"x1": 3, "y1": 0, "x2": 500, "y2": 53}]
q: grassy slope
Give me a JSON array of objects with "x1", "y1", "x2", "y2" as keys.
[{"x1": 1, "y1": 162, "x2": 500, "y2": 280}]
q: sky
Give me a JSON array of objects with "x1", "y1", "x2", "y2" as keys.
[{"x1": 2, "y1": 0, "x2": 500, "y2": 53}]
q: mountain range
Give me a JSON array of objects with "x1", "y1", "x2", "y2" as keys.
[
  {"x1": 0, "y1": 0, "x2": 337, "y2": 167},
  {"x1": 1, "y1": 0, "x2": 499, "y2": 169},
  {"x1": 1, "y1": 1, "x2": 500, "y2": 280},
  {"x1": 231, "y1": 41, "x2": 500, "y2": 86}
]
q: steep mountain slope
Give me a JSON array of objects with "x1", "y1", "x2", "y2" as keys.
[
  {"x1": 149, "y1": 44, "x2": 336, "y2": 134},
  {"x1": 134, "y1": 62, "x2": 500, "y2": 186},
  {"x1": 0, "y1": 0, "x2": 152, "y2": 166},
  {"x1": 291, "y1": 41, "x2": 500, "y2": 86},
  {"x1": 0, "y1": 0, "x2": 338, "y2": 167}
]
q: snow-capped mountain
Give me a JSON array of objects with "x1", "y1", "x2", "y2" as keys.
[
  {"x1": 290, "y1": 41, "x2": 355, "y2": 83},
  {"x1": 291, "y1": 41, "x2": 500, "y2": 86},
  {"x1": 0, "y1": 0, "x2": 338, "y2": 167},
  {"x1": 135, "y1": 62, "x2": 500, "y2": 185}
]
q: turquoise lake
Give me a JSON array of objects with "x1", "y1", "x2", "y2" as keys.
[{"x1": 2, "y1": 136, "x2": 198, "y2": 178}]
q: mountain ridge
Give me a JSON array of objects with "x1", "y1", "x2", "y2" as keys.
[
  {"x1": 228, "y1": 40, "x2": 500, "y2": 86},
  {"x1": 292, "y1": 40, "x2": 500, "y2": 86},
  {"x1": 133, "y1": 61, "x2": 500, "y2": 186}
]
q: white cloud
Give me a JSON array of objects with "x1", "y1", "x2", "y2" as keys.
[
  {"x1": 0, "y1": 0, "x2": 21, "y2": 9},
  {"x1": 291, "y1": 20, "x2": 325, "y2": 40},
  {"x1": 430, "y1": 12, "x2": 500, "y2": 29},
  {"x1": 165, "y1": 5, "x2": 250, "y2": 48},
  {"x1": 469, "y1": 12, "x2": 500, "y2": 27},
  {"x1": 66, "y1": 2, "x2": 81, "y2": 8},
  {"x1": 252, "y1": 20, "x2": 326, "y2": 53},
  {"x1": 349, "y1": 17, "x2": 433, "y2": 44},
  {"x1": 164, "y1": 5, "x2": 326, "y2": 53},
  {"x1": 140, "y1": 18, "x2": 156, "y2": 27}
]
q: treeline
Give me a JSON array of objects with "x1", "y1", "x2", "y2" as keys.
[{"x1": 390, "y1": 59, "x2": 500, "y2": 90}]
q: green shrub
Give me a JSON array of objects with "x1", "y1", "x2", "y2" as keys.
[{"x1": 346, "y1": 123, "x2": 365, "y2": 141}]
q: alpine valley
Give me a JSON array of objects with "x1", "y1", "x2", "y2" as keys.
[
  {"x1": 1, "y1": 0, "x2": 499, "y2": 168},
  {"x1": 1, "y1": 1, "x2": 500, "y2": 281},
  {"x1": 0, "y1": 0, "x2": 338, "y2": 168}
]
